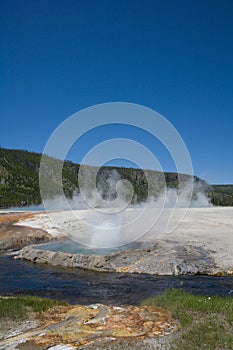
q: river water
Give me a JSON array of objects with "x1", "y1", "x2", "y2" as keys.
[{"x1": 0, "y1": 255, "x2": 233, "y2": 305}]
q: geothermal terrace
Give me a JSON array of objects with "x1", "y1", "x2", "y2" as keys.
[{"x1": 11, "y1": 206, "x2": 233, "y2": 276}]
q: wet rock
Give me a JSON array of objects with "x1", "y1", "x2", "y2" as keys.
[{"x1": 15, "y1": 240, "x2": 228, "y2": 276}]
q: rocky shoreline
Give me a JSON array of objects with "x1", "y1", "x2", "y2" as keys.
[
  {"x1": 0, "y1": 212, "x2": 52, "y2": 253},
  {"x1": 15, "y1": 240, "x2": 233, "y2": 276},
  {"x1": 1, "y1": 210, "x2": 233, "y2": 276}
]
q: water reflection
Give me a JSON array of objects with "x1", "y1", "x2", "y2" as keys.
[{"x1": 0, "y1": 255, "x2": 233, "y2": 305}]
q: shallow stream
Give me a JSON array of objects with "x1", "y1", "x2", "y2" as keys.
[{"x1": 0, "y1": 255, "x2": 233, "y2": 305}]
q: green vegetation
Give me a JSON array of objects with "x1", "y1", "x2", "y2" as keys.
[
  {"x1": 0, "y1": 147, "x2": 232, "y2": 207},
  {"x1": 0, "y1": 295, "x2": 68, "y2": 319},
  {"x1": 142, "y1": 289, "x2": 233, "y2": 349},
  {"x1": 0, "y1": 148, "x2": 80, "y2": 206},
  {"x1": 209, "y1": 184, "x2": 233, "y2": 206}
]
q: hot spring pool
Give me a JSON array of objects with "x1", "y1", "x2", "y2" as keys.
[{"x1": 34, "y1": 239, "x2": 150, "y2": 255}]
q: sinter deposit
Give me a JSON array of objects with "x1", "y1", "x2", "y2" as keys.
[{"x1": 15, "y1": 207, "x2": 233, "y2": 275}]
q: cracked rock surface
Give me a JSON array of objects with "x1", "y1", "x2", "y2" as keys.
[{"x1": 0, "y1": 303, "x2": 176, "y2": 350}]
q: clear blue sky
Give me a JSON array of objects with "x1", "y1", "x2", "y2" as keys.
[{"x1": 1, "y1": 0, "x2": 233, "y2": 184}]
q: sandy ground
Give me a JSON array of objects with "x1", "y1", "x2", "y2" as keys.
[
  {"x1": 152, "y1": 207, "x2": 233, "y2": 269},
  {"x1": 15, "y1": 207, "x2": 233, "y2": 269}
]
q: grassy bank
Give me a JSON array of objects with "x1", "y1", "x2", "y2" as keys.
[
  {"x1": 142, "y1": 289, "x2": 233, "y2": 349},
  {"x1": 0, "y1": 296, "x2": 68, "y2": 319}
]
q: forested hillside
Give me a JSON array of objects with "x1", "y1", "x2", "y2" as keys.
[
  {"x1": 0, "y1": 148, "x2": 232, "y2": 207},
  {"x1": 210, "y1": 185, "x2": 233, "y2": 206}
]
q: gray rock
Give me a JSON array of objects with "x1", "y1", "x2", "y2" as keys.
[{"x1": 15, "y1": 240, "x2": 230, "y2": 276}]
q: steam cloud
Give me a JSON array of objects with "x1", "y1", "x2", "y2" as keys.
[
  {"x1": 43, "y1": 169, "x2": 211, "y2": 210},
  {"x1": 12, "y1": 169, "x2": 211, "y2": 248},
  {"x1": 37, "y1": 170, "x2": 211, "y2": 248}
]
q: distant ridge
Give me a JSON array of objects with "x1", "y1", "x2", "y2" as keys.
[{"x1": 0, "y1": 148, "x2": 232, "y2": 208}]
